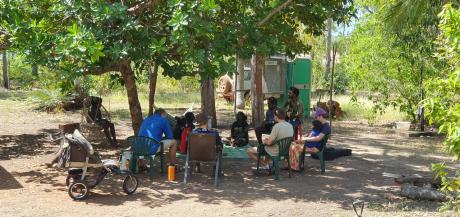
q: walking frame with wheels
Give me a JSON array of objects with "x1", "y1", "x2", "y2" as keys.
[{"x1": 62, "y1": 129, "x2": 139, "y2": 200}]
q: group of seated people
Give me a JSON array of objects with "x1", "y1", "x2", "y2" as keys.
[
  {"x1": 249, "y1": 102, "x2": 330, "y2": 171},
  {"x1": 46, "y1": 86, "x2": 329, "y2": 174},
  {"x1": 136, "y1": 86, "x2": 330, "y2": 173},
  {"x1": 137, "y1": 108, "x2": 224, "y2": 171}
]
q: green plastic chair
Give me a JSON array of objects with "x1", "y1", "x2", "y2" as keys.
[
  {"x1": 256, "y1": 137, "x2": 293, "y2": 180},
  {"x1": 127, "y1": 136, "x2": 165, "y2": 179},
  {"x1": 300, "y1": 134, "x2": 330, "y2": 174}
]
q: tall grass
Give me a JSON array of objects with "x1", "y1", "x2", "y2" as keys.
[
  {"x1": 104, "y1": 91, "x2": 409, "y2": 125},
  {"x1": 325, "y1": 95, "x2": 409, "y2": 125}
]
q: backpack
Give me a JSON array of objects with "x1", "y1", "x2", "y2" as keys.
[{"x1": 311, "y1": 147, "x2": 352, "y2": 161}]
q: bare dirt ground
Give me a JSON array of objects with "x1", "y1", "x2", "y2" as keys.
[{"x1": 0, "y1": 95, "x2": 459, "y2": 217}]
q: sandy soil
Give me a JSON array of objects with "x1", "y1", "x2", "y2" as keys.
[{"x1": 0, "y1": 97, "x2": 458, "y2": 217}]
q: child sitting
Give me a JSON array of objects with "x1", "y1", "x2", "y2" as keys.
[
  {"x1": 289, "y1": 120, "x2": 323, "y2": 171},
  {"x1": 230, "y1": 112, "x2": 249, "y2": 147},
  {"x1": 304, "y1": 120, "x2": 323, "y2": 153},
  {"x1": 173, "y1": 112, "x2": 195, "y2": 154}
]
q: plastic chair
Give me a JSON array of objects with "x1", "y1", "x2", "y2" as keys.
[
  {"x1": 127, "y1": 136, "x2": 165, "y2": 179},
  {"x1": 256, "y1": 137, "x2": 293, "y2": 180},
  {"x1": 183, "y1": 133, "x2": 222, "y2": 187},
  {"x1": 299, "y1": 134, "x2": 330, "y2": 174}
]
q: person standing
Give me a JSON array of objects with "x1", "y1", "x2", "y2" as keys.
[{"x1": 284, "y1": 87, "x2": 304, "y2": 140}]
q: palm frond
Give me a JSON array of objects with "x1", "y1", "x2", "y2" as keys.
[{"x1": 384, "y1": 0, "x2": 443, "y2": 30}]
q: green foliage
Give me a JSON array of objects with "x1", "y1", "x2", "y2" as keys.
[
  {"x1": 1, "y1": 0, "x2": 356, "y2": 86},
  {"x1": 161, "y1": 0, "x2": 355, "y2": 79},
  {"x1": 428, "y1": 4, "x2": 460, "y2": 159},
  {"x1": 427, "y1": 3, "x2": 460, "y2": 212},
  {"x1": 29, "y1": 89, "x2": 71, "y2": 112},
  {"x1": 85, "y1": 73, "x2": 124, "y2": 97},
  {"x1": 5, "y1": 54, "x2": 33, "y2": 88},
  {"x1": 341, "y1": 1, "x2": 441, "y2": 122},
  {"x1": 432, "y1": 163, "x2": 460, "y2": 212},
  {"x1": 4, "y1": 54, "x2": 77, "y2": 92},
  {"x1": 1, "y1": 0, "x2": 356, "y2": 132}
]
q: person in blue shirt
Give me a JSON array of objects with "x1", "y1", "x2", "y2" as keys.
[
  {"x1": 304, "y1": 120, "x2": 323, "y2": 151},
  {"x1": 289, "y1": 107, "x2": 331, "y2": 170},
  {"x1": 303, "y1": 107, "x2": 331, "y2": 153},
  {"x1": 138, "y1": 108, "x2": 177, "y2": 165},
  {"x1": 255, "y1": 97, "x2": 278, "y2": 144}
]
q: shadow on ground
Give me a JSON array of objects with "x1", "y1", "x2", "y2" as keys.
[
  {"x1": 0, "y1": 129, "x2": 59, "y2": 160},
  {"x1": 0, "y1": 120, "x2": 451, "y2": 214},
  {"x1": 0, "y1": 165, "x2": 23, "y2": 190}
]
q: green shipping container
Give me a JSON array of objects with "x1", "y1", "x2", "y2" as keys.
[{"x1": 278, "y1": 57, "x2": 312, "y2": 119}]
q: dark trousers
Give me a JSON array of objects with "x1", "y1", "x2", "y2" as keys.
[
  {"x1": 289, "y1": 119, "x2": 301, "y2": 141},
  {"x1": 96, "y1": 119, "x2": 117, "y2": 146},
  {"x1": 231, "y1": 137, "x2": 248, "y2": 147},
  {"x1": 255, "y1": 122, "x2": 274, "y2": 144}
]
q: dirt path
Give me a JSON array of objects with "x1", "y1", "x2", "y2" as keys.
[{"x1": 0, "y1": 97, "x2": 458, "y2": 216}]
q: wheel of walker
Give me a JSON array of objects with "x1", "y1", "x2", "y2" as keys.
[
  {"x1": 68, "y1": 181, "x2": 89, "y2": 200},
  {"x1": 66, "y1": 174, "x2": 81, "y2": 187},
  {"x1": 122, "y1": 175, "x2": 139, "y2": 195}
]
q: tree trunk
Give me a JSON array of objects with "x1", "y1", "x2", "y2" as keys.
[
  {"x1": 200, "y1": 75, "x2": 217, "y2": 128},
  {"x1": 32, "y1": 64, "x2": 38, "y2": 77},
  {"x1": 419, "y1": 65, "x2": 425, "y2": 131},
  {"x1": 400, "y1": 183, "x2": 447, "y2": 202},
  {"x1": 148, "y1": 62, "x2": 159, "y2": 116},
  {"x1": 251, "y1": 54, "x2": 264, "y2": 127},
  {"x1": 73, "y1": 77, "x2": 87, "y2": 109},
  {"x1": 325, "y1": 18, "x2": 332, "y2": 82},
  {"x1": 119, "y1": 60, "x2": 143, "y2": 134},
  {"x1": 329, "y1": 45, "x2": 337, "y2": 131},
  {"x1": 2, "y1": 50, "x2": 9, "y2": 89},
  {"x1": 236, "y1": 57, "x2": 246, "y2": 109}
]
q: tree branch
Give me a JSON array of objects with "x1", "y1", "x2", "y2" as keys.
[
  {"x1": 127, "y1": 0, "x2": 163, "y2": 15},
  {"x1": 257, "y1": 0, "x2": 294, "y2": 27},
  {"x1": 83, "y1": 65, "x2": 119, "y2": 75}
]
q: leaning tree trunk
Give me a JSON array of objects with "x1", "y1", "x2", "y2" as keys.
[
  {"x1": 2, "y1": 50, "x2": 9, "y2": 89},
  {"x1": 251, "y1": 54, "x2": 264, "y2": 127},
  {"x1": 201, "y1": 75, "x2": 217, "y2": 128},
  {"x1": 119, "y1": 60, "x2": 143, "y2": 134},
  {"x1": 148, "y1": 62, "x2": 159, "y2": 116},
  {"x1": 235, "y1": 57, "x2": 245, "y2": 109}
]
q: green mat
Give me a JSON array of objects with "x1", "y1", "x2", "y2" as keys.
[{"x1": 176, "y1": 144, "x2": 251, "y2": 160}]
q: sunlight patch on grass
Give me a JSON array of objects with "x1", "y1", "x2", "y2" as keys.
[
  {"x1": 314, "y1": 95, "x2": 409, "y2": 125},
  {"x1": 104, "y1": 90, "x2": 236, "y2": 120}
]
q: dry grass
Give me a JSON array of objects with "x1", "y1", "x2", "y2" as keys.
[{"x1": 315, "y1": 95, "x2": 409, "y2": 125}]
